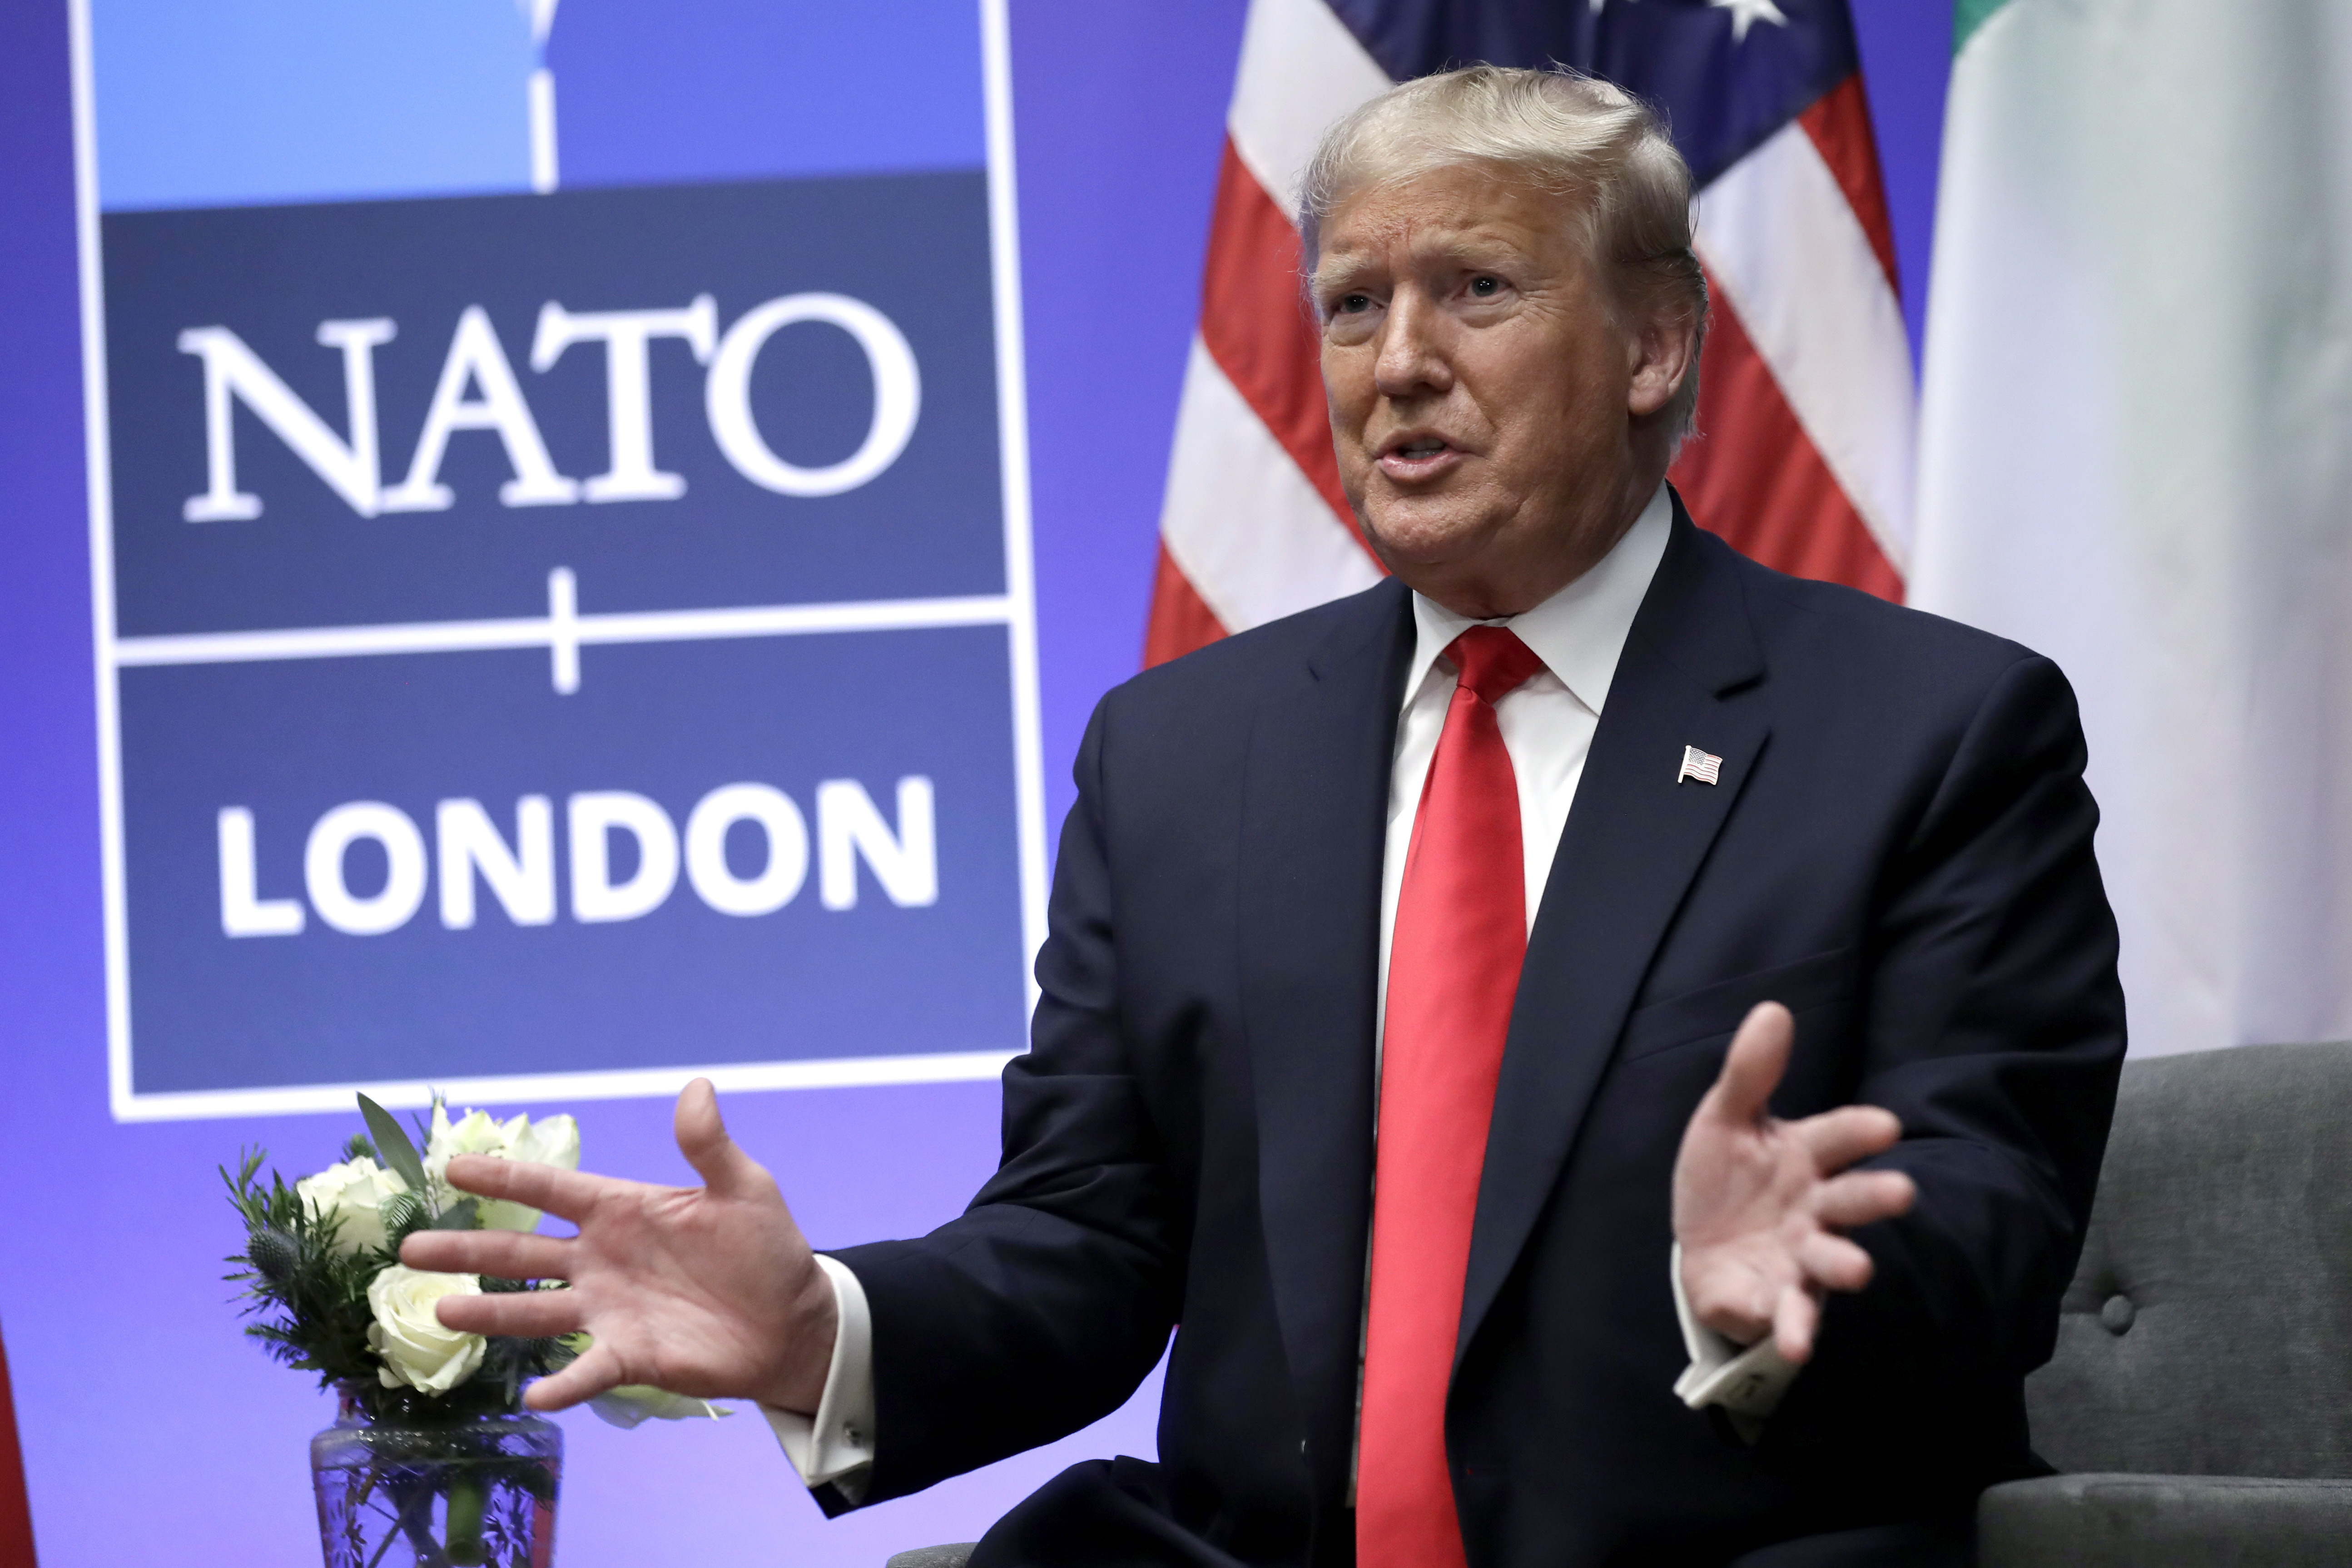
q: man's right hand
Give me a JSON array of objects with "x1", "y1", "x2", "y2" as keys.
[{"x1": 399, "y1": 1078, "x2": 838, "y2": 1415}]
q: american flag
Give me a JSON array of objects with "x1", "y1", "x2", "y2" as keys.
[
  {"x1": 1678, "y1": 744, "x2": 1724, "y2": 786},
  {"x1": 1146, "y1": 0, "x2": 1912, "y2": 667}
]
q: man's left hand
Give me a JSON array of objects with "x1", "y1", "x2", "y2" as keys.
[{"x1": 1673, "y1": 1002, "x2": 1916, "y2": 1363}]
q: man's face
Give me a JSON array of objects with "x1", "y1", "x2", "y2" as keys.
[{"x1": 1314, "y1": 164, "x2": 1682, "y2": 618}]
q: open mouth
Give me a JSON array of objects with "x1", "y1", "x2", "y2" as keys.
[{"x1": 1377, "y1": 434, "x2": 1461, "y2": 478}]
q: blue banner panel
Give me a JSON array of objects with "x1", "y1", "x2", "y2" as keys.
[
  {"x1": 118, "y1": 625, "x2": 1029, "y2": 1096},
  {"x1": 82, "y1": 7, "x2": 1042, "y2": 1121},
  {"x1": 103, "y1": 174, "x2": 1005, "y2": 636}
]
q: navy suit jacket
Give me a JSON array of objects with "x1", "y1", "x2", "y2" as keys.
[{"x1": 831, "y1": 502, "x2": 2127, "y2": 1567}]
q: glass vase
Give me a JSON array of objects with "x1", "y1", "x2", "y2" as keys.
[{"x1": 311, "y1": 1389, "x2": 562, "y2": 1568}]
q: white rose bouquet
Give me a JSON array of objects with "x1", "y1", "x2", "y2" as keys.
[
  {"x1": 226, "y1": 1093, "x2": 716, "y2": 1430},
  {"x1": 229, "y1": 1095, "x2": 720, "y2": 1568}
]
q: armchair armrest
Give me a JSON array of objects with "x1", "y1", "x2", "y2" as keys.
[
  {"x1": 884, "y1": 1545, "x2": 976, "y2": 1568},
  {"x1": 1979, "y1": 1473, "x2": 2352, "y2": 1567}
]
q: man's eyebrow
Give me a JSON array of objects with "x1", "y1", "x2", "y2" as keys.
[
  {"x1": 1310, "y1": 223, "x2": 1533, "y2": 295},
  {"x1": 1412, "y1": 227, "x2": 1527, "y2": 264},
  {"x1": 1309, "y1": 256, "x2": 1380, "y2": 295}
]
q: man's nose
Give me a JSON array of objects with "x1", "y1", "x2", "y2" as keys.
[{"x1": 1373, "y1": 288, "x2": 1452, "y2": 400}]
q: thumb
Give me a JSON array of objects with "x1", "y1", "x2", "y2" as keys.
[
  {"x1": 1707, "y1": 1002, "x2": 1794, "y2": 1127},
  {"x1": 674, "y1": 1078, "x2": 759, "y2": 1196}
]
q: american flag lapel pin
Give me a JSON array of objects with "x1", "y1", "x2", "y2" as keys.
[{"x1": 1677, "y1": 745, "x2": 1723, "y2": 786}]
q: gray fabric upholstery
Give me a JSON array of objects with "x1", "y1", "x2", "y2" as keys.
[
  {"x1": 1980, "y1": 1041, "x2": 2352, "y2": 1565},
  {"x1": 1979, "y1": 1474, "x2": 2352, "y2": 1566},
  {"x1": 2021, "y1": 1040, "x2": 2352, "y2": 1476},
  {"x1": 883, "y1": 1547, "x2": 975, "y2": 1568}
]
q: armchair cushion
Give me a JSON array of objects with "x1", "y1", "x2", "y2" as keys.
[{"x1": 1979, "y1": 1473, "x2": 2352, "y2": 1567}]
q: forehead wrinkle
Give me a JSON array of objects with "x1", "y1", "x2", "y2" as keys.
[
  {"x1": 1314, "y1": 215, "x2": 1540, "y2": 294},
  {"x1": 1315, "y1": 177, "x2": 1566, "y2": 288}
]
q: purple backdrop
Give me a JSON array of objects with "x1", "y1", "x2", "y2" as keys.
[{"x1": 0, "y1": 3, "x2": 1950, "y2": 1563}]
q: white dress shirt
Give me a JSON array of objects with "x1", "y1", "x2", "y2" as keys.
[{"x1": 769, "y1": 485, "x2": 1792, "y2": 1496}]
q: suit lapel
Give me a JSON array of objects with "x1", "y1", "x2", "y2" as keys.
[
  {"x1": 1456, "y1": 506, "x2": 1772, "y2": 1366},
  {"x1": 1240, "y1": 578, "x2": 1414, "y2": 1504}
]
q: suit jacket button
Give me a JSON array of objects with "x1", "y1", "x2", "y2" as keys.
[{"x1": 2100, "y1": 1293, "x2": 2136, "y2": 1335}]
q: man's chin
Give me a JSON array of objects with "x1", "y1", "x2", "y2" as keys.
[{"x1": 1357, "y1": 506, "x2": 1503, "y2": 573}]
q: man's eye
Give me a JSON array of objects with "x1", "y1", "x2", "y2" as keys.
[
  {"x1": 1469, "y1": 276, "x2": 1501, "y2": 298},
  {"x1": 1337, "y1": 293, "x2": 1372, "y2": 313}
]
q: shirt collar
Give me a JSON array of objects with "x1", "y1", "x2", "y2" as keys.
[{"x1": 1401, "y1": 482, "x2": 1672, "y2": 716}]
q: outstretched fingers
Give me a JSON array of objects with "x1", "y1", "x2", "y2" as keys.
[
  {"x1": 673, "y1": 1078, "x2": 768, "y2": 1198},
  {"x1": 1680, "y1": 1001, "x2": 1923, "y2": 1351},
  {"x1": 1813, "y1": 1168, "x2": 1916, "y2": 1231},
  {"x1": 1795, "y1": 1103, "x2": 1902, "y2": 1175},
  {"x1": 441, "y1": 1154, "x2": 608, "y2": 1223},
  {"x1": 1704, "y1": 1002, "x2": 1795, "y2": 1127},
  {"x1": 1795, "y1": 1230, "x2": 1876, "y2": 1294},
  {"x1": 434, "y1": 1285, "x2": 585, "y2": 1339},
  {"x1": 523, "y1": 1337, "x2": 627, "y2": 1412},
  {"x1": 1771, "y1": 1284, "x2": 1819, "y2": 1365},
  {"x1": 401, "y1": 1227, "x2": 571, "y2": 1281}
]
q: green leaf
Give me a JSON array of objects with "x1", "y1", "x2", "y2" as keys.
[
  {"x1": 358, "y1": 1093, "x2": 430, "y2": 1197},
  {"x1": 431, "y1": 1196, "x2": 481, "y2": 1231},
  {"x1": 380, "y1": 1191, "x2": 426, "y2": 1241}
]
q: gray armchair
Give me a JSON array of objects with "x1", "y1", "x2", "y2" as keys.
[{"x1": 1979, "y1": 1040, "x2": 2352, "y2": 1565}]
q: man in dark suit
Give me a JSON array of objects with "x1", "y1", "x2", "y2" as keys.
[{"x1": 410, "y1": 67, "x2": 2124, "y2": 1567}]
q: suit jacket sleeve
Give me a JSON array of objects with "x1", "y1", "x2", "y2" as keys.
[
  {"x1": 820, "y1": 697, "x2": 1185, "y2": 1510},
  {"x1": 1762, "y1": 650, "x2": 2125, "y2": 1459}
]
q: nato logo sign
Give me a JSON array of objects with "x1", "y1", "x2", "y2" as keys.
[{"x1": 71, "y1": 0, "x2": 1045, "y2": 1119}]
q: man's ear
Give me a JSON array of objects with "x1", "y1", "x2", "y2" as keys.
[{"x1": 1626, "y1": 303, "x2": 1699, "y2": 420}]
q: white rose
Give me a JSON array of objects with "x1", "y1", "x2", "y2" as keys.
[
  {"x1": 506, "y1": 1112, "x2": 581, "y2": 1171},
  {"x1": 423, "y1": 1106, "x2": 505, "y2": 1187},
  {"x1": 366, "y1": 1265, "x2": 486, "y2": 1394},
  {"x1": 426, "y1": 1105, "x2": 581, "y2": 1232},
  {"x1": 293, "y1": 1157, "x2": 410, "y2": 1255}
]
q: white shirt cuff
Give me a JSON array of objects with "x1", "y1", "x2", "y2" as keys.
[
  {"x1": 1669, "y1": 1242, "x2": 1801, "y2": 1437},
  {"x1": 762, "y1": 1253, "x2": 877, "y2": 1501}
]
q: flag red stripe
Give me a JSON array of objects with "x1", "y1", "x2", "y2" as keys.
[
  {"x1": 0, "y1": 1325, "x2": 33, "y2": 1568},
  {"x1": 1796, "y1": 74, "x2": 1900, "y2": 293},
  {"x1": 1196, "y1": 137, "x2": 1379, "y2": 560},
  {"x1": 1671, "y1": 278, "x2": 1902, "y2": 600},
  {"x1": 1144, "y1": 538, "x2": 1231, "y2": 667}
]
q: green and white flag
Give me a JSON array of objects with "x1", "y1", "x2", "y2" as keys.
[{"x1": 1913, "y1": 1, "x2": 2352, "y2": 1057}]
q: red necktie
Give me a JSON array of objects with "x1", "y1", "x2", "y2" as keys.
[{"x1": 1358, "y1": 626, "x2": 1546, "y2": 1568}]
